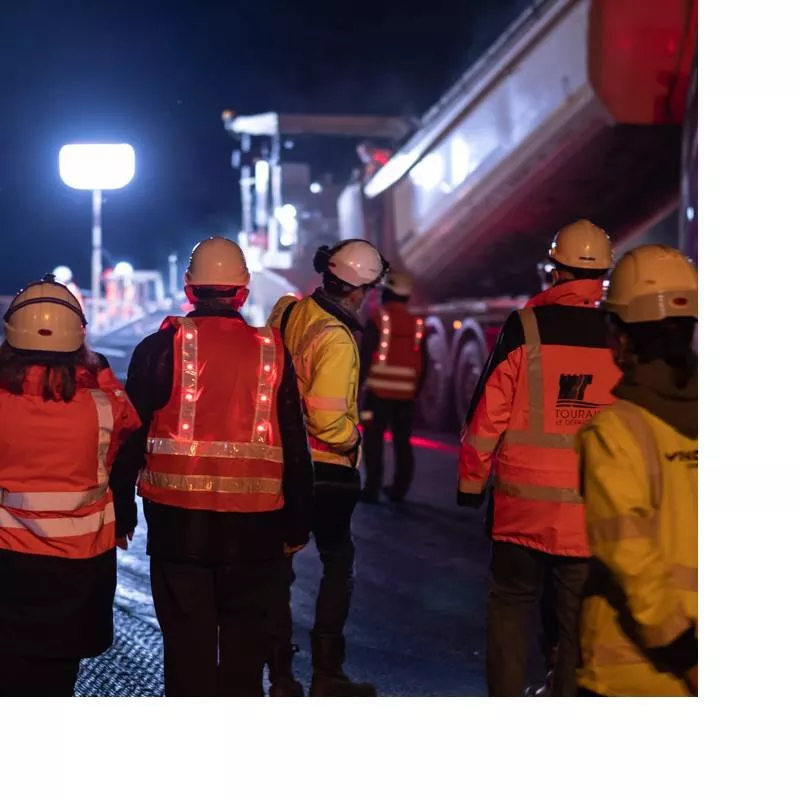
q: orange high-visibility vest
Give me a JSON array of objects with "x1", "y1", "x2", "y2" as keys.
[
  {"x1": 459, "y1": 281, "x2": 620, "y2": 557},
  {"x1": 138, "y1": 315, "x2": 286, "y2": 513},
  {"x1": 0, "y1": 365, "x2": 141, "y2": 560},
  {"x1": 365, "y1": 303, "x2": 424, "y2": 400}
]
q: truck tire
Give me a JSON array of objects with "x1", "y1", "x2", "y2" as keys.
[
  {"x1": 453, "y1": 338, "x2": 487, "y2": 427},
  {"x1": 417, "y1": 329, "x2": 450, "y2": 431}
]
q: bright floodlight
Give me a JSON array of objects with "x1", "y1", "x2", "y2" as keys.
[
  {"x1": 114, "y1": 261, "x2": 134, "y2": 277},
  {"x1": 53, "y1": 265, "x2": 73, "y2": 284},
  {"x1": 59, "y1": 143, "x2": 136, "y2": 191}
]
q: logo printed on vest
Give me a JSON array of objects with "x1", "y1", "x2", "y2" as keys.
[
  {"x1": 665, "y1": 450, "x2": 698, "y2": 467},
  {"x1": 555, "y1": 373, "x2": 605, "y2": 426}
]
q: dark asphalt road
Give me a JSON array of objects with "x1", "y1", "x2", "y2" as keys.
[{"x1": 76, "y1": 436, "x2": 548, "y2": 697}]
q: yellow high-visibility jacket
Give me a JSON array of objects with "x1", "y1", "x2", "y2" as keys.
[
  {"x1": 269, "y1": 293, "x2": 360, "y2": 467},
  {"x1": 576, "y1": 400, "x2": 698, "y2": 696}
]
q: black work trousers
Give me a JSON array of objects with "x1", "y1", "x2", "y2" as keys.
[
  {"x1": 150, "y1": 557, "x2": 293, "y2": 697},
  {"x1": 487, "y1": 540, "x2": 589, "y2": 697},
  {"x1": 307, "y1": 465, "x2": 360, "y2": 638},
  {"x1": 362, "y1": 393, "x2": 415, "y2": 499},
  {"x1": 0, "y1": 654, "x2": 80, "y2": 696}
]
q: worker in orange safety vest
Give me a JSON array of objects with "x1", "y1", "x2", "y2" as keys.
[
  {"x1": 0, "y1": 275, "x2": 140, "y2": 696},
  {"x1": 359, "y1": 269, "x2": 427, "y2": 503},
  {"x1": 457, "y1": 219, "x2": 621, "y2": 696},
  {"x1": 110, "y1": 237, "x2": 313, "y2": 697}
]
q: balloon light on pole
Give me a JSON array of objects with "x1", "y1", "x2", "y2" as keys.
[{"x1": 58, "y1": 143, "x2": 135, "y2": 331}]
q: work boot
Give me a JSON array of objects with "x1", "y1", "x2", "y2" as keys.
[
  {"x1": 266, "y1": 641, "x2": 304, "y2": 697},
  {"x1": 309, "y1": 632, "x2": 377, "y2": 697},
  {"x1": 535, "y1": 670, "x2": 555, "y2": 697},
  {"x1": 538, "y1": 644, "x2": 559, "y2": 696}
]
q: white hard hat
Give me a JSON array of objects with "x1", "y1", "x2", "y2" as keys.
[
  {"x1": 186, "y1": 236, "x2": 250, "y2": 287},
  {"x1": 549, "y1": 219, "x2": 613, "y2": 271},
  {"x1": 4, "y1": 276, "x2": 87, "y2": 353},
  {"x1": 603, "y1": 245, "x2": 698, "y2": 324},
  {"x1": 318, "y1": 240, "x2": 388, "y2": 288},
  {"x1": 385, "y1": 270, "x2": 413, "y2": 297},
  {"x1": 52, "y1": 265, "x2": 74, "y2": 284}
]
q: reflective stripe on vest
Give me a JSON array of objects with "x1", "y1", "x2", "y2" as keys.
[
  {"x1": 0, "y1": 500, "x2": 115, "y2": 539},
  {"x1": 146, "y1": 438, "x2": 282, "y2": 461},
  {"x1": 138, "y1": 317, "x2": 285, "y2": 511},
  {"x1": 0, "y1": 485, "x2": 109, "y2": 512},
  {"x1": 139, "y1": 470, "x2": 281, "y2": 495},
  {"x1": 91, "y1": 388, "x2": 114, "y2": 486}
]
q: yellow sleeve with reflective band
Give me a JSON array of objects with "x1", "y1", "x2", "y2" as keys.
[
  {"x1": 577, "y1": 412, "x2": 691, "y2": 649},
  {"x1": 306, "y1": 328, "x2": 359, "y2": 453}
]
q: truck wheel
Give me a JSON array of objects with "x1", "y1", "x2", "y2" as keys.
[
  {"x1": 417, "y1": 330, "x2": 450, "y2": 431},
  {"x1": 454, "y1": 338, "x2": 486, "y2": 426}
]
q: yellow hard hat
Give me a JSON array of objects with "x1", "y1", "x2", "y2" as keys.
[
  {"x1": 603, "y1": 245, "x2": 698, "y2": 324},
  {"x1": 4, "y1": 275, "x2": 87, "y2": 353},
  {"x1": 549, "y1": 219, "x2": 613, "y2": 271},
  {"x1": 185, "y1": 236, "x2": 250, "y2": 287},
  {"x1": 385, "y1": 269, "x2": 413, "y2": 297}
]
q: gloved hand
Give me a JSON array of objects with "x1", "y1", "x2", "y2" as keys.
[
  {"x1": 116, "y1": 530, "x2": 135, "y2": 551},
  {"x1": 456, "y1": 489, "x2": 485, "y2": 508}
]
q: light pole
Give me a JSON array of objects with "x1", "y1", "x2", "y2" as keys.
[
  {"x1": 168, "y1": 252, "x2": 178, "y2": 298},
  {"x1": 58, "y1": 143, "x2": 136, "y2": 332}
]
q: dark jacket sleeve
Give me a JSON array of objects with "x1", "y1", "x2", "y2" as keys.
[
  {"x1": 276, "y1": 345, "x2": 314, "y2": 548},
  {"x1": 358, "y1": 318, "x2": 380, "y2": 388},
  {"x1": 109, "y1": 329, "x2": 174, "y2": 534}
]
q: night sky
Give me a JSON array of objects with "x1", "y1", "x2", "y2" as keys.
[{"x1": 0, "y1": 0, "x2": 529, "y2": 294}]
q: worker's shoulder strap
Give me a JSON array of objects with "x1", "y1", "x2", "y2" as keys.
[
  {"x1": 612, "y1": 400, "x2": 662, "y2": 510},
  {"x1": 517, "y1": 306, "x2": 544, "y2": 401},
  {"x1": 280, "y1": 301, "x2": 298, "y2": 338},
  {"x1": 517, "y1": 306, "x2": 539, "y2": 344}
]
